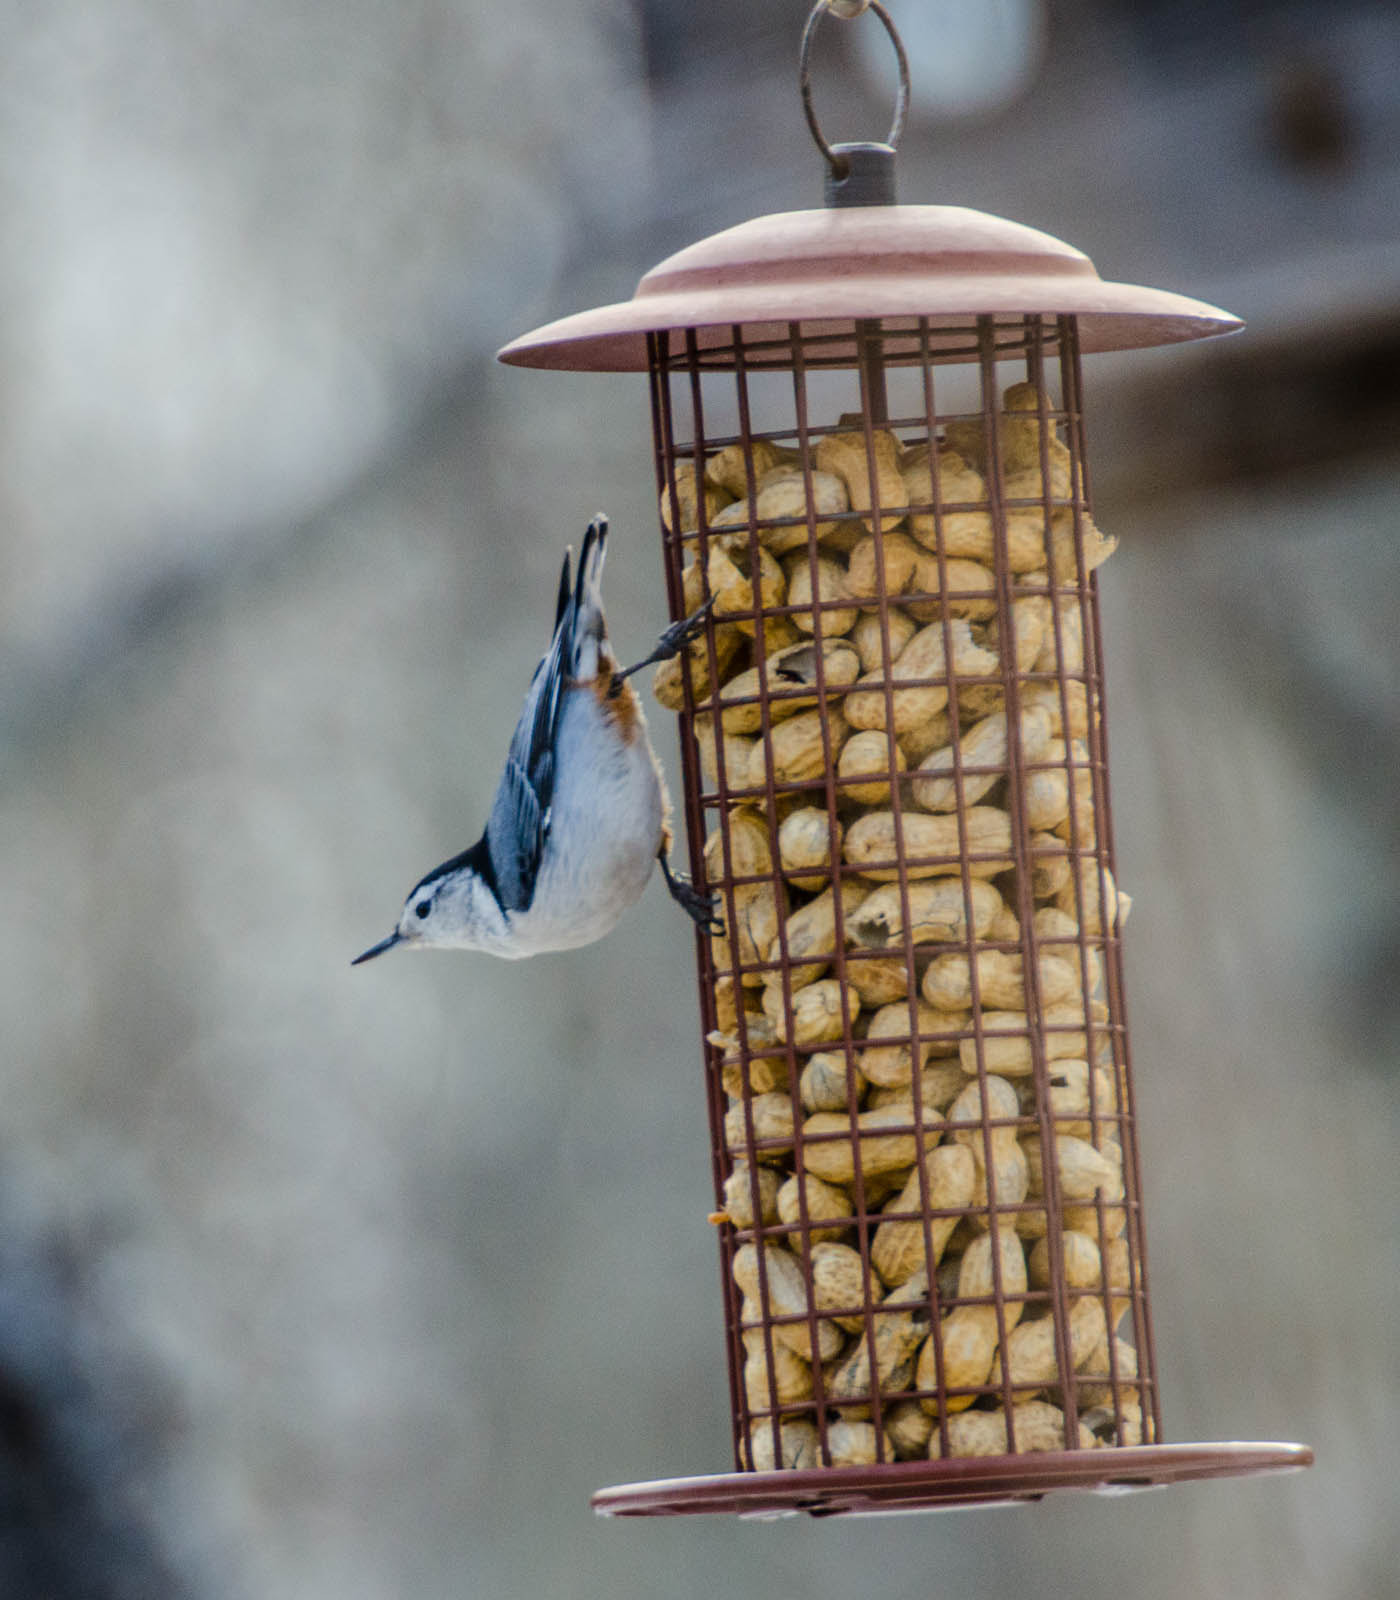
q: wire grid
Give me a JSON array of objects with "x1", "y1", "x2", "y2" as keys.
[
  {"x1": 641, "y1": 315, "x2": 1064, "y2": 374},
  {"x1": 647, "y1": 313, "x2": 1156, "y2": 1475}
]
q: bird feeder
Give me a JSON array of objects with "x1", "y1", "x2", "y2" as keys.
[{"x1": 499, "y1": 1, "x2": 1311, "y2": 1518}]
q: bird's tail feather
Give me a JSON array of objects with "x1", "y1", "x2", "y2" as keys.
[
  {"x1": 554, "y1": 547, "x2": 574, "y2": 632},
  {"x1": 570, "y1": 514, "x2": 610, "y2": 680}
]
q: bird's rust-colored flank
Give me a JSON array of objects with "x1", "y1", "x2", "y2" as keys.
[{"x1": 591, "y1": 665, "x2": 642, "y2": 742}]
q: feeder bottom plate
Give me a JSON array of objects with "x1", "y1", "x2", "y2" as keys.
[{"x1": 592, "y1": 1441, "x2": 1312, "y2": 1519}]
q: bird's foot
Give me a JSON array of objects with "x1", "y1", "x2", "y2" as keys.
[
  {"x1": 652, "y1": 596, "x2": 715, "y2": 661},
  {"x1": 658, "y1": 852, "x2": 724, "y2": 934},
  {"x1": 613, "y1": 597, "x2": 716, "y2": 691},
  {"x1": 672, "y1": 878, "x2": 725, "y2": 935}
]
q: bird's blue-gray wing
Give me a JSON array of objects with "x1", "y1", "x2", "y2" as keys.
[{"x1": 484, "y1": 552, "x2": 576, "y2": 912}]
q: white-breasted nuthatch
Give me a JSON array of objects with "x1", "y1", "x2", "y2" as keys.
[{"x1": 353, "y1": 515, "x2": 718, "y2": 965}]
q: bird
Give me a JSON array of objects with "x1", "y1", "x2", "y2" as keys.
[{"x1": 353, "y1": 514, "x2": 719, "y2": 965}]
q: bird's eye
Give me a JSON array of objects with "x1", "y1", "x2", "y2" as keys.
[{"x1": 414, "y1": 900, "x2": 431, "y2": 920}]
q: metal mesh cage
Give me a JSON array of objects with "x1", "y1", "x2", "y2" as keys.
[{"x1": 649, "y1": 313, "x2": 1155, "y2": 1481}]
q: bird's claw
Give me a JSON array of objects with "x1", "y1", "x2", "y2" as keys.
[
  {"x1": 657, "y1": 596, "x2": 715, "y2": 658},
  {"x1": 614, "y1": 598, "x2": 716, "y2": 692},
  {"x1": 669, "y1": 874, "x2": 724, "y2": 935}
]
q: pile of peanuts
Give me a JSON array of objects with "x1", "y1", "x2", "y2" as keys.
[{"x1": 654, "y1": 383, "x2": 1148, "y2": 1468}]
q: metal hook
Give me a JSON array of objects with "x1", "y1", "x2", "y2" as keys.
[{"x1": 798, "y1": 0, "x2": 910, "y2": 172}]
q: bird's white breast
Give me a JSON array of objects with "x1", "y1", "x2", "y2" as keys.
[{"x1": 498, "y1": 684, "x2": 667, "y2": 956}]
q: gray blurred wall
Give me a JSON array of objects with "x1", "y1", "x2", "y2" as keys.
[{"x1": 0, "y1": 2, "x2": 1396, "y2": 1597}]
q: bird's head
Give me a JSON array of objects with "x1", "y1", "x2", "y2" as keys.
[{"x1": 352, "y1": 845, "x2": 506, "y2": 964}]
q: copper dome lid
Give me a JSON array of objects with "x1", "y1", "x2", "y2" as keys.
[{"x1": 497, "y1": 204, "x2": 1241, "y2": 373}]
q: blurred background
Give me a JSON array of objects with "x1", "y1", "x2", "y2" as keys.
[{"x1": 1, "y1": 0, "x2": 1396, "y2": 1595}]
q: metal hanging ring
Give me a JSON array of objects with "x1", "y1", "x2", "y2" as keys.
[{"x1": 799, "y1": 0, "x2": 910, "y2": 171}]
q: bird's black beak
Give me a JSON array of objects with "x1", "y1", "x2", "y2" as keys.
[{"x1": 352, "y1": 930, "x2": 405, "y2": 966}]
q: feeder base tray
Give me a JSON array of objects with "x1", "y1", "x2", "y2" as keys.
[{"x1": 592, "y1": 1441, "x2": 1312, "y2": 1519}]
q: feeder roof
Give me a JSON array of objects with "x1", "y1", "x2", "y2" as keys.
[{"x1": 497, "y1": 204, "x2": 1241, "y2": 372}]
